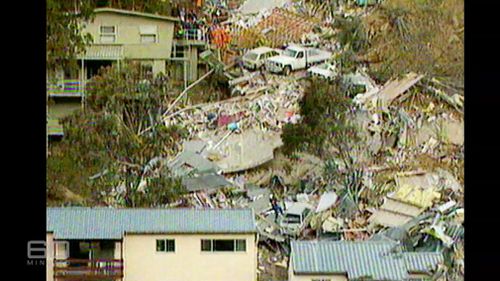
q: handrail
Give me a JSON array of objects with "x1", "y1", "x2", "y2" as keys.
[
  {"x1": 54, "y1": 258, "x2": 122, "y2": 263},
  {"x1": 176, "y1": 28, "x2": 208, "y2": 42},
  {"x1": 54, "y1": 259, "x2": 123, "y2": 279},
  {"x1": 47, "y1": 79, "x2": 91, "y2": 97}
]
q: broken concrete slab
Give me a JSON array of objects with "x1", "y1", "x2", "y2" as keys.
[
  {"x1": 395, "y1": 172, "x2": 441, "y2": 192},
  {"x1": 369, "y1": 172, "x2": 443, "y2": 227},
  {"x1": 376, "y1": 73, "x2": 424, "y2": 105},
  {"x1": 404, "y1": 116, "x2": 464, "y2": 148},
  {"x1": 315, "y1": 191, "x2": 338, "y2": 213},
  {"x1": 440, "y1": 118, "x2": 464, "y2": 146},
  {"x1": 181, "y1": 174, "x2": 232, "y2": 193},
  {"x1": 168, "y1": 150, "x2": 222, "y2": 176},
  {"x1": 368, "y1": 196, "x2": 423, "y2": 228},
  {"x1": 322, "y1": 216, "x2": 344, "y2": 233},
  {"x1": 246, "y1": 184, "x2": 272, "y2": 214},
  {"x1": 392, "y1": 183, "x2": 441, "y2": 209},
  {"x1": 436, "y1": 169, "x2": 462, "y2": 192},
  {"x1": 182, "y1": 140, "x2": 208, "y2": 154},
  {"x1": 355, "y1": 73, "x2": 424, "y2": 108},
  {"x1": 205, "y1": 129, "x2": 283, "y2": 173}
]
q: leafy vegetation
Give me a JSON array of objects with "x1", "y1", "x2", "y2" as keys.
[
  {"x1": 46, "y1": 0, "x2": 95, "y2": 72},
  {"x1": 362, "y1": 0, "x2": 464, "y2": 83},
  {"x1": 282, "y1": 79, "x2": 358, "y2": 156},
  {"x1": 94, "y1": 0, "x2": 173, "y2": 15},
  {"x1": 47, "y1": 63, "x2": 188, "y2": 206}
]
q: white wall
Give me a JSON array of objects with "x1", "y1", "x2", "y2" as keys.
[{"x1": 123, "y1": 233, "x2": 257, "y2": 281}]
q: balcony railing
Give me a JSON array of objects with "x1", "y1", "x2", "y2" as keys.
[
  {"x1": 54, "y1": 259, "x2": 123, "y2": 280},
  {"x1": 176, "y1": 28, "x2": 209, "y2": 42},
  {"x1": 47, "y1": 79, "x2": 84, "y2": 97}
]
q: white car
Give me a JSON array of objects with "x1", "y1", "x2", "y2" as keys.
[
  {"x1": 266, "y1": 45, "x2": 332, "y2": 75},
  {"x1": 242, "y1": 47, "x2": 280, "y2": 70},
  {"x1": 279, "y1": 202, "x2": 313, "y2": 237},
  {"x1": 307, "y1": 63, "x2": 338, "y2": 80}
]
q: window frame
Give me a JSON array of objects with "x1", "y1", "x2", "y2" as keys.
[
  {"x1": 140, "y1": 25, "x2": 158, "y2": 44},
  {"x1": 99, "y1": 25, "x2": 117, "y2": 43},
  {"x1": 156, "y1": 239, "x2": 175, "y2": 253},
  {"x1": 140, "y1": 34, "x2": 157, "y2": 44},
  {"x1": 201, "y1": 239, "x2": 247, "y2": 253}
]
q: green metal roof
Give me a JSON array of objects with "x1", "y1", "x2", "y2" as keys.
[
  {"x1": 47, "y1": 208, "x2": 256, "y2": 240},
  {"x1": 291, "y1": 241, "x2": 443, "y2": 280}
]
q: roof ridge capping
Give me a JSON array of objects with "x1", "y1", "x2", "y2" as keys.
[{"x1": 93, "y1": 7, "x2": 179, "y2": 22}]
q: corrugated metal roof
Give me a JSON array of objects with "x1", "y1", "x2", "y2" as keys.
[
  {"x1": 94, "y1": 8, "x2": 179, "y2": 22},
  {"x1": 291, "y1": 241, "x2": 443, "y2": 280},
  {"x1": 403, "y1": 252, "x2": 443, "y2": 273},
  {"x1": 47, "y1": 208, "x2": 256, "y2": 240},
  {"x1": 80, "y1": 45, "x2": 123, "y2": 60}
]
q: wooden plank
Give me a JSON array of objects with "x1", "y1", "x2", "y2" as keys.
[
  {"x1": 54, "y1": 266, "x2": 123, "y2": 271},
  {"x1": 55, "y1": 259, "x2": 123, "y2": 263}
]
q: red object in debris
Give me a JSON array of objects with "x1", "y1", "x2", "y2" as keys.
[{"x1": 217, "y1": 112, "x2": 245, "y2": 127}]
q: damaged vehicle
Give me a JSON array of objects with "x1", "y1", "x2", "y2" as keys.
[
  {"x1": 242, "y1": 47, "x2": 280, "y2": 70},
  {"x1": 307, "y1": 62, "x2": 338, "y2": 80},
  {"x1": 265, "y1": 45, "x2": 332, "y2": 75},
  {"x1": 279, "y1": 202, "x2": 313, "y2": 237}
]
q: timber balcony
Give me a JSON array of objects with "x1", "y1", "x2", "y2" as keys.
[
  {"x1": 175, "y1": 28, "x2": 209, "y2": 46},
  {"x1": 54, "y1": 259, "x2": 123, "y2": 280},
  {"x1": 47, "y1": 79, "x2": 85, "y2": 98}
]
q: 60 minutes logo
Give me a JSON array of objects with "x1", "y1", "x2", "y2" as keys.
[
  {"x1": 28, "y1": 241, "x2": 47, "y2": 259},
  {"x1": 27, "y1": 240, "x2": 68, "y2": 265}
]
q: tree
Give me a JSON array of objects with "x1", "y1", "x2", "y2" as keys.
[
  {"x1": 282, "y1": 79, "x2": 357, "y2": 156},
  {"x1": 46, "y1": 0, "x2": 95, "y2": 73},
  {"x1": 47, "y1": 62, "x2": 187, "y2": 206}
]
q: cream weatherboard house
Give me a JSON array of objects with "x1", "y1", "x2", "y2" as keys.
[
  {"x1": 48, "y1": 7, "x2": 207, "y2": 137},
  {"x1": 48, "y1": 8, "x2": 179, "y2": 137},
  {"x1": 46, "y1": 207, "x2": 257, "y2": 281}
]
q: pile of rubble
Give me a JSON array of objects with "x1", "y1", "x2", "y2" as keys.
[
  {"x1": 164, "y1": 72, "x2": 304, "y2": 136},
  {"x1": 105, "y1": 1, "x2": 465, "y2": 280}
]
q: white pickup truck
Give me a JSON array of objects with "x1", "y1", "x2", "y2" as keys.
[{"x1": 265, "y1": 45, "x2": 332, "y2": 75}]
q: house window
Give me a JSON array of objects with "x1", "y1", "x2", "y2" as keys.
[
  {"x1": 201, "y1": 239, "x2": 212, "y2": 251},
  {"x1": 214, "y1": 240, "x2": 234, "y2": 251},
  {"x1": 156, "y1": 239, "x2": 175, "y2": 252},
  {"x1": 100, "y1": 26, "x2": 116, "y2": 43},
  {"x1": 140, "y1": 25, "x2": 158, "y2": 43},
  {"x1": 201, "y1": 239, "x2": 246, "y2": 252}
]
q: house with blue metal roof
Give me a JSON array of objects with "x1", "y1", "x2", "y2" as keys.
[
  {"x1": 46, "y1": 207, "x2": 257, "y2": 281},
  {"x1": 289, "y1": 240, "x2": 443, "y2": 281}
]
